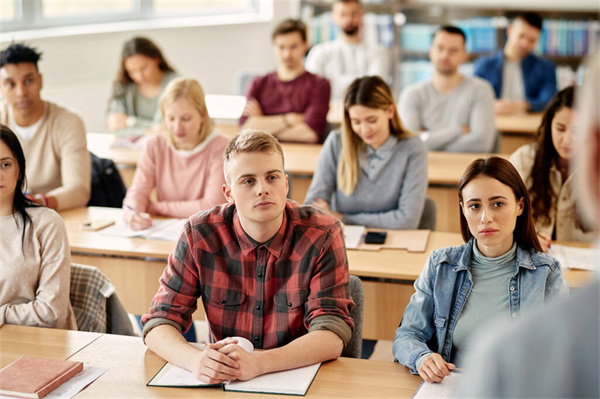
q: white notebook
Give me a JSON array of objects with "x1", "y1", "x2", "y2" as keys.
[
  {"x1": 147, "y1": 337, "x2": 321, "y2": 396},
  {"x1": 549, "y1": 244, "x2": 597, "y2": 271},
  {"x1": 412, "y1": 372, "x2": 462, "y2": 399},
  {"x1": 99, "y1": 218, "x2": 186, "y2": 242}
]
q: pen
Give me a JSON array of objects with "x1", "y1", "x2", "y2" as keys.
[{"x1": 125, "y1": 204, "x2": 151, "y2": 220}]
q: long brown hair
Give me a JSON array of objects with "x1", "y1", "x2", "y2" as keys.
[
  {"x1": 530, "y1": 86, "x2": 576, "y2": 226},
  {"x1": 458, "y1": 157, "x2": 543, "y2": 252},
  {"x1": 111, "y1": 37, "x2": 175, "y2": 99},
  {"x1": 339, "y1": 76, "x2": 413, "y2": 195}
]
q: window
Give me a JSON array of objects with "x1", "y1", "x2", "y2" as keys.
[{"x1": 1, "y1": 0, "x2": 262, "y2": 33}]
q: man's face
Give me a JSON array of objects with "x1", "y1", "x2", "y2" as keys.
[
  {"x1": 0, "y1": 62, "x2": 43, "y2": 117},
  {"x1": 273, "y1": 32, "x2": 308, "y2": 71},
  {"x1": 429, "y1": 31, "x2": 467, "y2": 76},
  {"x1": 223, "y1": 151, "x2": 289, "y2": 232},
  {"x1": 332, "y1": 1, "x2": 363, "y2": 36},
  {"x1": 505, "y1": 19, "x2": 541, "y2": 59}
]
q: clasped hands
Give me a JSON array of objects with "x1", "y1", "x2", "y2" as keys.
[{"x1": 191, "y1": 338, "x2": 263, "y2": 385}]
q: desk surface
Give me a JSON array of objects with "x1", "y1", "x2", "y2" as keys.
[
  {"x1": 0, "y1": 324, "x2": 102, "y2": 367},
  {"x1": 66, "y1": 331, "x2": 421, "y2": 398},
  {"x1": 87, "y1": 133, "x2": 504, "y2": 186},
  {"x1": 62, "y1": 207, "x2": 593, "y2": 287}
]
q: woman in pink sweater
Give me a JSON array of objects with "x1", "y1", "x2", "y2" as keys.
[{"x1": 123, "y1": 78, "x2": 229, "y2": 230}]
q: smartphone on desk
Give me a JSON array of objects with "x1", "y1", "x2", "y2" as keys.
[
  {"x1": 79, "y1": 219, "x2": 115, "y2": 231},
  {"x1": 364, "y1": 231, "x2": 387, "y2": 244}
]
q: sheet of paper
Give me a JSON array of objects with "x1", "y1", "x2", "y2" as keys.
[
  {"x1": 412, "y1": 372, "x2": 462, "y2": 399},
  {"x1": 550, "y1": 245, "x2": 597, "y2": 271},
  {"x1": 225, "y1": 363, "x2": 321, "y2": 395},
  {"x1": 343, "y1": 225, "x2": 365, "y2": 249},
  {"x1": 43, "y1": 366, "x2": 107, "y2": 399},
  {"x1": 148, "y1": 363, "x2": 212, "y2": 387},
  {"x1": 99, "y1": 219, "x2": 186, "y2": 242}
]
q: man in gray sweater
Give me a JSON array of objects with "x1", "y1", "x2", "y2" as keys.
[{"x1": 398, "y1": 26, "x2": 497, "y2": 153}]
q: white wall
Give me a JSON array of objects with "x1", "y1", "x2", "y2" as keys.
[{"x1": 0, "y1": 1, "x2": 299, "y2": 132}]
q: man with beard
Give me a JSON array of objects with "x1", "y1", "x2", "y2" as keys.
[
  {"x1": 398, "y1": 26, "x2": 496, "y2": 153},
  {"x1": 474, "y1": 13, "x2": 556, "y2": 115},
  {"x1": 305, "y1": 0, "x2": 390, "y2": 100},
  {"x1": 240, "y1": 19, "x2": 330, "y2": 144}
]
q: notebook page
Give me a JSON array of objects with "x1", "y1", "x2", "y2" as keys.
[
  {"x1": 412, "y1": 372, "x2": 461, "y2": 399},
  {"x1": 344, "y1": 225, "x2": 365, "y2": 249},
  {"x1": 550, "y1": 245, "x2": 597, "y2": 271},
  {"x1": 224, "y1": 363, "x2": 321, "y2": 395}
]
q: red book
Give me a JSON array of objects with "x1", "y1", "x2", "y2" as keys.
[{"x1": 0, "y1": 356, "x2": 84, "y2": 399}]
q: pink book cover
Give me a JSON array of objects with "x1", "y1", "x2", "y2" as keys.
[{"x1": 0, "y1": 356, "x2": 84, "y2": 399}]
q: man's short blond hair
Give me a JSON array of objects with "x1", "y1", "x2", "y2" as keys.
[{"x1": 222, "y1": 129, "x2": 285, "y2": 184}]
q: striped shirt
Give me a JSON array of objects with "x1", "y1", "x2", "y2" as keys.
[{"x1": 141, "y1": 200, "x2": 354, "y2": 349}]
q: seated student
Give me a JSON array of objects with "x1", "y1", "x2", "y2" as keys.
[
  {"x1": 141, "y1": 130, "x2": 354, "y2": 384},
  {"x1": 0, "y1": 43, "x2": 90, "y2": 211},
  {"x1": 305, "y1": 0, "x2": 390, "y2": 100},
  {"x1": 509, "y1": 86, "x2": 593, "y2": 250},
  {"x1": 305, "y1": 76, "x2": 427, "y2": 229},
  {"x1": 393, "y1": 156, "x2": 567, "y2": 383},
  {"x1": 107, "y1": 37, "x2": 178, "y2": 135},
  {"x1": 474, "y1": 12, "x2": 556, "y2": 115},
  {"x1": 0, "y1": 125, "x2": 77, "y2": 330},
  {"x1": 398, "y1": 26, "x2": 496, "y2": 153},
  {"x1": 122, "y1": 78, "x2": 229, "y2": 230},
  {"x1": 458, "y1": 51, "x2": 600, "y2": 399},
  {"x1": 240, "y1": 19, "x2": 331, "y2": 144}
]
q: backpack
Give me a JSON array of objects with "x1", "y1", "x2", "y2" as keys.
[{"x1": 87, "y1": 152, "x2": 127, "y2": 208}]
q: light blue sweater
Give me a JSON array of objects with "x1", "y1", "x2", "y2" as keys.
[{"x1": 304, "y1": 131, "x2": 428, "y2": 229}]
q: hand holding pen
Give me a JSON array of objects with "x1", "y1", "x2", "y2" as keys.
[{"x1": 123, "y1": 204, "x2": 153, "y2": 231}]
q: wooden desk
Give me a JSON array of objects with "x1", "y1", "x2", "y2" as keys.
[
  {"x1": 495, "y1": 113, "x2": 542, "y2": 154},
  {"x1": 67, "y1": 332, "x2": 422, "y2": 398},
  {"x1": 0, "y1": 325, "x2": 101, "y2": 367},
  {"x1": 61, "y1": 207, "x2": 594, "y2": 340}
]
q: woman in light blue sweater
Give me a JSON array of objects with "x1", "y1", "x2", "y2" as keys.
[{"x1": 304, "y1": 76, "x2": 427, "y2": 229}]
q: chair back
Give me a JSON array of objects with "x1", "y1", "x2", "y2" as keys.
[
  {"x1": 418, "y1": 197, "x2": 437, "y2": 231},
  {"x1": 341, "y1": 275, "x2": 364, "y2": 358}
]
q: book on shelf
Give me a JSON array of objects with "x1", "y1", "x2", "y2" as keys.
[
  {"x1": 0, "y1": 356, "x2": 84, "y2": 399},
  {"x1": 148, "y1": 337, "x2": 321, "y2": 396}
]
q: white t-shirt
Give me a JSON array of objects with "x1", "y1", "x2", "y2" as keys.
[
  {"x1": 8, "y1": 110, "x2": 44, "y2": 141},
  {"x1": 500, "y1": 60, "x2": 526, "y2": 101}
]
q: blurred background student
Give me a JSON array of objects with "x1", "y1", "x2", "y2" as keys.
[
  {"x1": 509, "y1": 86, "x2": 593, "y2": 251},
  {"x1": 393, "y1": 157, "x2": 567, "y2": 383},
  {"x1": 0, "y1": 125, "x2": 76, "y2": 330},
  {"x1": 305, "y1": 76, "x2": 427, "y2": 229},
  {"x1": 122, "y1": 78, "x2": 228, "y2": 230},
  {"x1": 107, "y1": 37, "x2": 178, "y2": 135}
]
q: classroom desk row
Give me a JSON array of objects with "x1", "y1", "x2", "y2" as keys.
[
  {"x1": 87, "y1": 132, "x2": 508, "y2": 233},
  {"x1": 0, "y1": 324, "x2": 422, "y2": 398},
  {"x1": 61, "y1": 206, "x2": 594, "y2": 341}
]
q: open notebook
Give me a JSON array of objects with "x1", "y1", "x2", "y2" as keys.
[
  {"x1": 549, "y1": 244, "x2": 597, "y2": 271},
  {"x1": 99, "y1": 218, "x2": 186, "y2": 242},
  {"x1": 147, "y1": 337, "x2": 321, "y2": 396}
]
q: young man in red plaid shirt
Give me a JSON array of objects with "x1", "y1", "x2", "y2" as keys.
[{"x1": 142, "y1": 130, "x2": 354, "y2": 384}]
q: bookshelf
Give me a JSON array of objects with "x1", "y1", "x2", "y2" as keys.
[{"x1": 299, "y1": 1, "x2": 598, "y2": 94}]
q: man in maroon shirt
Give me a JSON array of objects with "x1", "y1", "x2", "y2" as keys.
[
  {"x1": 142, "y1": 130, "x2": 353, "y2": 384},
  {"x1": 239, "y1": 19, "x2": 331, "y2": 144}
]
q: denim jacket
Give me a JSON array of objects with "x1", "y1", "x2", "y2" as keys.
[
  {"x1": 393, "y1": 239, "x2": 569, "y2": 374},
  {"x1": 473, "y1": 50, "x2": 556, "y2": 112}
]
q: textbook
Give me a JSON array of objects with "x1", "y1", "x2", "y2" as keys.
[
  {"x1": 147, "y1": 337, "x2": 321, "y2": 396},
  {"x1": 99, "y1": 218, "x2": 186, "y2": 242},
  {"x1": 0, "y1": 356, "x2": 84, "y2": 399}
]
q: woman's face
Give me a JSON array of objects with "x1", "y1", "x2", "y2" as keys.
[
  {"x1": 0, "y1": 141, "x2": 18, "y2": 212},
  {"x1": 164, "y1": 97, "x2": 204, "y2": 151},
  {"x1": 551, "y1": 106, "x2": 574, "y2": 161},
  {"x1": 124, "y1": 54, "x2": 161, "y2": 86},
  {"x1": 347, "y1": 104, "x2": 393, "y2": 150},
  {"x1": 461, "y1": 176, "x2": 524, "y2": 257}
]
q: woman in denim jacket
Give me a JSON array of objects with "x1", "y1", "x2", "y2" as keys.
[{"x1": 393, "y1": 157, "x2": 568, "y2": 383}]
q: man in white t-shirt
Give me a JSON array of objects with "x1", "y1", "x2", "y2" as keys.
[
  {"x1": 305, "y1": 0, "x2": 390, "y2": 100},
  {"x1": 0, "y1": 43, "x2": 90, "y2": 211}
]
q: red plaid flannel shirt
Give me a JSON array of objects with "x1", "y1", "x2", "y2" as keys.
[{"x1": 142, "y1": 200, "x2": 354, "y2": 349}]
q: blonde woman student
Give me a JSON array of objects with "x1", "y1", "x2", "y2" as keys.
[
  {"x1": 509, "y1": 86, "x2": 593, "y2": 250},
  {"x1": 0, "y1": 125, "x2": 76, "y2": 329},
  {"x1": 305, "y1": 76, "x2": 427, "y2": 228},
  {"x1": 123, "y1": 78, "x2": 229, "y2": 230}
]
